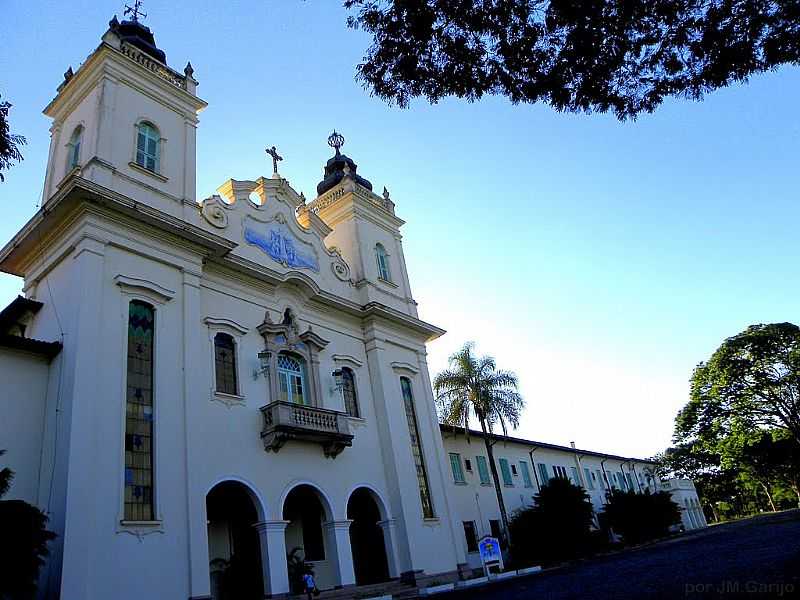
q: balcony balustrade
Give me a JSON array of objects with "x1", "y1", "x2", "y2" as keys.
[{"x1": 260, "y1": 401, "x2": 353, "y2": 458}]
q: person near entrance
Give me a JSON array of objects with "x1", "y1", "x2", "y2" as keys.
[{"x1": 303, "y1": 569, "x2": 320, "y2": 599}]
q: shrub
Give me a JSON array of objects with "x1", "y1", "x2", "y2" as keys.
[
  {"x1": 509, "y1": 477, "x2": 595, "y2": 566},
  {"x1": 602, "y1": 490, "x2": 681, "y2": 545},
  {"x1": 0, "y1": 450, "x2": 56, "y2": 600}
]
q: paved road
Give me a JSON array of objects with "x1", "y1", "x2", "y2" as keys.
[{"x1": 444, "y1": 511, "x2": 800, "y2": 599}]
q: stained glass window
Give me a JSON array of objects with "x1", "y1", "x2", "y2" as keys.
[
  {"x1": 341, "y1": 367, "x2": 359, "y2": 417},
  {"x1": 136, "y1": 122, "x2": 160, "y2": 172},
  {"x1": 400, "y1": 377, "x2": 434, "y2": 518},
  {"x1": 214, "y1": 332, "x2": 238, "y2": 395},
  {"x1": 125, "y1": 300, "x2": 155, "y2": 521},
  {"x1": 278, "y1": 353, "x2": 307, "y2": 405}
]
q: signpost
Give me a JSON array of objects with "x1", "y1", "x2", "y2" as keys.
[{"x1": 478, "y1": 535, "x2": 504, "y2": 577}]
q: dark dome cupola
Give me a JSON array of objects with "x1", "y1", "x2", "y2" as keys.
[
  {"x1": 316, "y1": 131, "x2": 373, "y2": 196},
  {"x1": 108, "y1": 4, "x2": 166, "y2": 64}
]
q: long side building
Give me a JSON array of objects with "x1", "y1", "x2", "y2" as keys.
[{"x1": 440, "y1": 425, "x2": 706, "y2": 569}]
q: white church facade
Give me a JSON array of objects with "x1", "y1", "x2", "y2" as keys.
[
  {"x1": 0, "y1": 13, "x2": 705, "y2": 600},
  {"x1": 0, "y1": 14, "x2": 465, "y2": 600}
]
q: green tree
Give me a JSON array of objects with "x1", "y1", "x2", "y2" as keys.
[
  {"x1": 724, "y1": 430, "x2": 800, "y2": 510},
  {"x1": 508, "y1": 477, "x2": 594, "y2": 565},
  {"x1": 343, "y1": 1, "x2": 800, "y2": 119},
  {"x1": 434, "y1": 342, "x2": 525, "y2": 546},
  {"x1": 676, "y1": 323, "x2": 800, "y2": 448},
  {"x1": 0, "y1": 449, "x2": 56, "y2": 600},
  {"x1": 0, "y1": 96, "x2": 26, "y2": 182},
  {"x1": 602, "y1": 489, "x2": 681, "y2": 544}
]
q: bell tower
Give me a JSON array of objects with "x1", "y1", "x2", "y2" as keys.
[
  {"x1": 309, "y1": 132, "x2": 419, "y2": 317},
  {"x1": 40, "y1": 12, "x2": 207, "y2": 213}
]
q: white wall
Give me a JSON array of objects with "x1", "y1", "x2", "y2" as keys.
[{"x1": 0, "y1": 348, "x2": 52, "y2": 504}]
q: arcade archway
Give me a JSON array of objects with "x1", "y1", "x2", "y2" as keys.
[
  {"x1": 347, "y1": 487, "x2": 390, "y2": 585},
  {"x1": 206, "y1": 481, "x2": 264, "y2": 600}
]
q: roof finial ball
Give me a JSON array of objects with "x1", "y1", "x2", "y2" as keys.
[{"x1": 327, "y1": 130, "x2": 345, "y2": 157}]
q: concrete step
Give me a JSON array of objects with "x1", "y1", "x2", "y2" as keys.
[{"x1": 294, "y1": 579, "x2": 416, "y2": 600}]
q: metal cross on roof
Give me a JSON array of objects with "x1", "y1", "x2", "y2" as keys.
[
  {"x1": 266, "y1": 146, "x2": 283, "y2": 175},
  {"x1": 328, "y1": 130, "x2": 345, "y2": 156},
  {"x1": 124, "y1": 0, "x2": 147, "y2": 22}
]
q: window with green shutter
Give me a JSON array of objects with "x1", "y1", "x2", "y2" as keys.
[
  {"x1": 449, "y1": 453, "x2": 465, "y2": 483},
  {"x1": 537, "y1": 462, "x2": 549, "y2": 484},
  {"x1": 520, "y1": 461, "x2": 533, "y2": 488},
  {"x1": 499, "y1": 458, "x2": 513, "y2": 486},
  {"x1": 584, "y1": 467, "x2": 594, "y2": 490},
  {"x1": 570, "y1": 466, "x2": 580, "y2": 486},
  {"x1": 476, "y1": 456, "x2": 490, "y2": 485}
]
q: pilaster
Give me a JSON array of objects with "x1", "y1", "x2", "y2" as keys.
[
  {"x1": 363, "y1": 333, "x2": 413, "y2": 573},
  {"x1": 323, "y1": 520, "x2": 356, "y2": 587},
  {"x1": 181, "y1": 268, "x2": 210, "y2": 598},
  {"x1": 59, "y1": 236, "x2": 107, "y2": 600},
  {"x1": 254, "y1": 520, "x2": 291, "y2": 595},
  {"x1": 377, "y1": 519, "x2": 401, "y2": 578}
]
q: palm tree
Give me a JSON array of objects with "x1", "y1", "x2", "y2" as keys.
[{"x1": 433, "y1": 342, "x2": 525, "y2": 547}]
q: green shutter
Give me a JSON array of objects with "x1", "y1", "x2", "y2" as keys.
[
  {"x1": 520, "y1": 461, "x2": 533, "y2": 488},
  {"x1": 499, "y1": 458, "x2": 513, "y2": 486},
  {"x1": 449, "y1": 453, "x2": 465, "y2": 483},
  {"x1": 570, "y1": 466, "x2": 580, "y2": 486},
  {"x1": 584, "y1": 467, "x2": 594, "y2": 490},
  {"x1": 538, "y1": 462, "x2": 549, "y2": 484},
  {"x1": 476, "y1": 456, "x2": 490, "y2": 484}
]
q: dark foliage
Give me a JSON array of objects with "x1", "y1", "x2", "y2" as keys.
[
  {"x1": 0, "y1": 501, "x2": 56, "y2": 599},
  {"x1": 343, "y1": 0, "x2": 800, "y2": 119},
  {"x1": 0, "y1": 449, "x2": 13, "y2": 498},
  {"x1": 0, "y1": 96, "x2": 26, "y2": 181},
  {"x1": 602, "y1": 489, "x2": 682, "y2": 544},
  {"x1": 508, "y1": 477, "x2": 594, "y2": 566},
  {"x1": 0, "y1": 450, "x2": 57, "y2": 600}
]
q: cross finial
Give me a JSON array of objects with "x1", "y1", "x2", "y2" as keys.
[
  {"x1": 266, "y1": 146, "x2": 283, "y2": 176},
  {"x1": 327, "y1": 130, "x2": 345, "y2": 156},
  {"x1": 124, "y1": 0, "x2": 147, "y2": 22}
]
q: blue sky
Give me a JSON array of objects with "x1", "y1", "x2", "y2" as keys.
[{"x1": 2, "y1": 1, "x2": 799, "y2": 458}]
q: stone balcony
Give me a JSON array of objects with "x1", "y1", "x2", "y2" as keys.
[{"x1": 260, "y1": 401, "x2": 353, "y2": 458}]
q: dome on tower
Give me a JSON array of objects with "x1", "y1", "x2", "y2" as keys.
[
  {"x1": 316, "y1": 131, "x2": 373, "y2": 196},
  {"x1": 108, "y1": 15, "x2": 167, "y2": 64}
]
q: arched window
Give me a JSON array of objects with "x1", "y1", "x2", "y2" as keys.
[
  {"x1": 375, "y1": 243, "x2": 391, "y2": 282},
  {"x1": 67, "y1": 125, "x2": 83, "y2": 171},
  {"x1": 277, "y1": 353, "x2": 307, "y2": 405},
  {"x1": 136, "y1": 122, "x2": 160, "y2": 172},
  {"x1": 125, "y1": 300, "x2": 155, "y2": 521},
  {"x1": 214, "y1": 332, "x2": 238, "y2": 395},
  {"x1": 341, "y1": 367, "x2": 359, "y2": 417}
]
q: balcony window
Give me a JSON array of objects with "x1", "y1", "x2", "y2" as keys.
[{"x1": 277, "y1": 353, "x2": 307, "y2": 405}]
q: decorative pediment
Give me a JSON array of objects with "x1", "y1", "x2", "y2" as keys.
[
  {"x1": 243, "y1": 213, "x2": 320, "y2": 272},
  {"x1": 199, "y1": 177, "x2": 353, "y2": 286}
]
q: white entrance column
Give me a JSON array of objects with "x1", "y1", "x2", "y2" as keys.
[
  {"x1": 254, "y1": 520, "x2": 290, "y2": 595},
  {"x1": 377, "y1": 519, "x2": 400, "y2": 578},
  {"x1": 323, "y1": 520, "x2": 356, "y2": 587}
]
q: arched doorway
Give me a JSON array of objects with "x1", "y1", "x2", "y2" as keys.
[
  {"x1": 347, "y1": 488, "x2": 390, "y2": 585},
  {"x1": 283, "y1": 484, "x2": 333, "y2": 593},
  {"x1": 206, "y1": 481, "x2": 264, "y2": 600}
]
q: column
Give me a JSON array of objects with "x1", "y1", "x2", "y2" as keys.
[
  {"x1": 323, "y1": 520, "x2": 356, "y2": 587},
  {"x1": 377, "y1": 519, "x2": 400, "y2": 578},
  {"x1": 254, "y1": 520, "x2": 290, "y2": 595}
]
